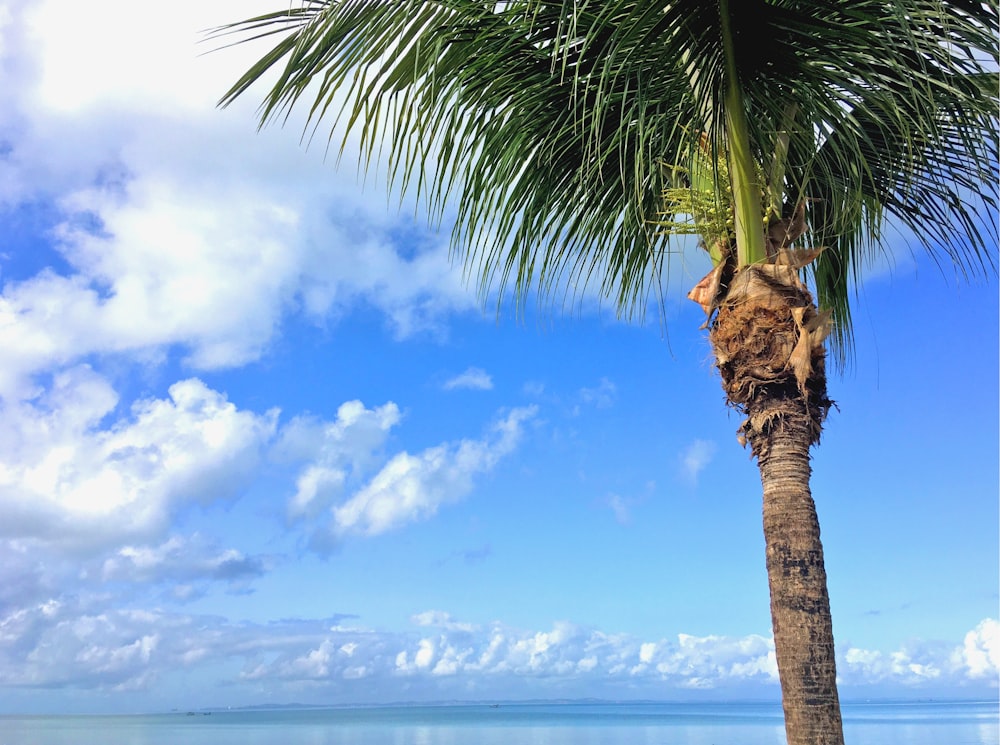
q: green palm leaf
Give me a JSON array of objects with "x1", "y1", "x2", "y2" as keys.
[{"x1": 216, "y1": 1, "x2": 996, "y2": 367}]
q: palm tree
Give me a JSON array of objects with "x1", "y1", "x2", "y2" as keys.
[{"x1": 215, "y1": 2, "x2": 998, "y2": 743}]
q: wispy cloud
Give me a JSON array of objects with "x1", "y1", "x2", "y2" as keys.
[
  {"x1": 601, "y1": 483, "x2": 653, "y2": 526},
  {"x1": 436, "y1": 544, "x2": 493, "y2": 567},
  {"x1": 522, "y1": 381, "x2": 545, "y2": 397},
  {"x1": 577, "y1": 377, "x2": 617, "y2": 412},
  {"x1": 443, "y1": 367, "x2": 493, "y2": 391},
  {"x1": 606, "y1": 495, "x2": 633, "y2": 525},
  {"x1": 680, "y1": 439, "x2": 716, "y2": 486},
  {"x1": 411, "y1": 610, "x2": 478, "y2": 632},
  {"x1": 459, "y1": 544, "x2": 493, "y2": 564},
  {"x1": 101, "y1": 535, "x2": 270, "y2": 592}
]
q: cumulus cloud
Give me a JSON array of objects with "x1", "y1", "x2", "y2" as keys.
[
  {"x1": 960, "y1": 618, "x2": 1000, "y2": 679},
  {"x1": 0, "y1": 357, "x2": 534, "y2": 578},
  {"x1": 679, "y1": 439, "x2": 716, "y2": 485},
  {"x1": 0, "y1": 0, "x2": 992, "y2": 715},
  {"x1": 841, "y1": 643, "x2": 949, "y2": 686},
  {"x1": 0, "y1": 596, "x2": 356, "y2": 693},
  {"x1": 260, "y1": 619, "x2": 778, "y2": 687},
  {"x1": 0, "y1": 600, "x2": 164, "y2": 690},
  {"x1": 0, "y1": 367, "x2": 276, "y2": 549},
  {"x1": 0, "y1": 0, "x2": 478, "y2": 401},
  {"x1": 0, "y1": 596, "x2": 995, "y2": 702},
  {"x1": 269, "y1": 404, "x2": 538, "y2": 550},
  {"x1": 442, "y1": 367, "x2": 493, "y2": 391},
  {"x1": 839, "y1": 621, "x2": 1000, "y2": 689},
  {"x1": 0, "y1": 131, "x2": 474, "y2": 399},
  {"x1": 332, "y1": 406, "x2": 537, "y2": 536},
  {"x1": 274, "y1": 401, "x2": 402, "y2": 519}
]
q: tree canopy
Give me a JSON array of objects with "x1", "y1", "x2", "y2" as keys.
[{"x1": 217, "y1": 0, "x2": 998, "y2": 362}]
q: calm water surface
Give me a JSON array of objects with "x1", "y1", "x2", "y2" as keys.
[{"x1": 2, "y1": 700, "x2": 996, "y2": 745}]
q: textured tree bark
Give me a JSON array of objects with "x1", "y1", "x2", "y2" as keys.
[
  {"x1": 709, "y1": 263, "x2": 844, "y2": 745},
  {"x1": 754, "y1": 393, "x2": 844, "y2": 745}
]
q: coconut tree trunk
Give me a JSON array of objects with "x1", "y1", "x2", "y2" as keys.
[
  {"x1": 710, "y1": 262, "x2": 844, "y2": 745},
  {"x1": 757, "y1": 404, "x2": 843, "y2": 745}
]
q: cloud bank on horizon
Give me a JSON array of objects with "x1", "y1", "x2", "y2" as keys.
[
  {"x1": 1, "y1": 598, "x2": 997, "y2": 708},
  {"x1": 0, "y1": 0, "x2": 996, "y2": 711}
]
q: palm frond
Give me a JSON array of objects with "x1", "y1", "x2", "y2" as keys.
[{"x1": 215, "y1": 0, "x2": 999, "y2": 366}]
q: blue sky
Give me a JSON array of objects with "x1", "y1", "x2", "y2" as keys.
[{"x1": 0, "y1": 0, "x2": 996, "y2": 714}]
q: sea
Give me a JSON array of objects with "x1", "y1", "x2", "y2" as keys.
[{"x1": 1, "y1": 700, "x2": 996, "y2": 745}]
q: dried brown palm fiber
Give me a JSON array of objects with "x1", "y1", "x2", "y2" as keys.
[{"x1": 706, "y1": 253, "x2": 832, "y2": 454}]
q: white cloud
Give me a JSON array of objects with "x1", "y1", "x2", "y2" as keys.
[
  {"x1": 412, "y1": 610, "x2": 478, "y2": 633},
  {"x1": 0, "y1": 368, "x2": 276, "y2": 549},
  {"x1": 0, "y1": 601, "x2": 166, "y2": 689},
  {"x1": 522, "y1": 381, "x2": 545, "y2": 397},
  {"x1": 23, "y1": 1, "x2": 264, "y2": 115},
  {"x1": 841, "y1": 644, "x2": 944, "y2": 686},
  {"x1": 640, "y1": 633, "x2": 778, "y2": 685},
  {"x1": 960, "y1": 618, "x2": 1000, "y2": 678},
  {"x1": 391, "y1": 621, "x2": 780, "y2": 686},
  {"x1": 638, "y1": 642, "x2": 657, "y2": 664},
  {"x1": 274, "y1": 401, "x2": 402, "y2": 519},
  {"x1": 0, "y1": 0, "x2": 992, "y2": 714},
  {"x1": 443, "y1": 367, "x2": 493, "y2": 391},
  {"x1": 605, "y1": 494, "x2": 633, "y2": 526},
  {"x1": 0, "y1": 359, "x2": 532, "y2": 569},
  {"x1": 679, "y1": 439, "x2": 716, "y2": 485},
  {"x1": 839, "y1": 623, "x2": 1000, "y2": 689},
  {"x1": 0, "y1": 143, "x2": 474, "y2": 399},
  {"x1": 101, "y1": 535, "x2": 269, "y2": 589},
  {"x1": 601, "y1": 483, "x2": 654, "y2": 526},
  {"x1": 333, "y1": 406, "x2": 537, "y2": 536},
  {"x1": 0, "y1": 596, "x2": 994, "y2": 701},
  {"x1": 0, "y1": 0, "x2": 478, "y2": 401}
]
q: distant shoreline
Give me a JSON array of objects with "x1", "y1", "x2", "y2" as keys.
[{"x1": 2, "y1": 697, "x2": 996, "y2": 718}]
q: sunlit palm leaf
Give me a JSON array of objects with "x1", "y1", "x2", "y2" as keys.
[{"x1": 215, "y1": 0, "x2": 998, "y2": 366}]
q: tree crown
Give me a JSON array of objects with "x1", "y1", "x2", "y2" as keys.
[{"x1": 216, "y1": 0, "x2": 999, "y2": 366}]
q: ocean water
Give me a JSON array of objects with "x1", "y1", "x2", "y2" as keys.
[{"x1": 1, "y1": 700, "x2": 996, "y2": 745}]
